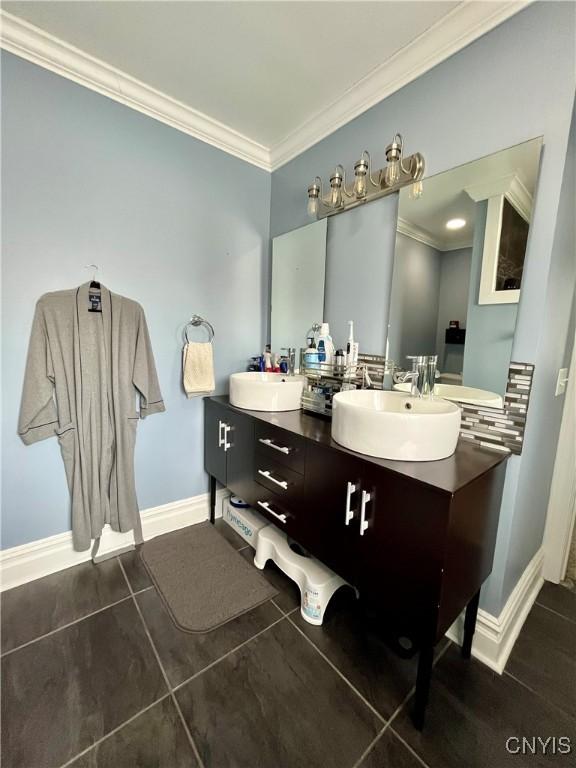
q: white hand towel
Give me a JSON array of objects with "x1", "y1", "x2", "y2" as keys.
[{"x1": 183, "y1": 342, "x2": 215, "y2": 398}]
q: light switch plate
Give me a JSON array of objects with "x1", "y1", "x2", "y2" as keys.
[{"x1": 555, "y1": 367, "x2": 569, "y2": 396}]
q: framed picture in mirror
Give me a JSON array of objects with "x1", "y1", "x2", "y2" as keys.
[{"x1": 477, "y1": 190, "x2": 531, "y2": 305}]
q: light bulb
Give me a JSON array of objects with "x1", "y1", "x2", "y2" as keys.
[
  {"x1": 329, "y1": 168, "x2": 343, "y2": 208},
  {"x1": 330, "y1": 184, "x2": 342, "y2": 208},
  {"x1": 307, "y1": 197, "x2": 319, "y2": 217},
  {"x1": 353, "y1": 156, "x2": 369, "y2": 199},
  {"x1": 354, "y1": 173, "x2": 366, "y2": 198},
  {"x1": 385, "y1": 159, "x2": 400, "y2": 187},
  {"x1": 410, "y1": 180, "x2": 423, "y2": 199}
]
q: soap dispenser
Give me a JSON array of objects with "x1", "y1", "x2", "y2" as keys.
[{"x1": 317, "y1": 322, "x2": 335, "y2": 368}]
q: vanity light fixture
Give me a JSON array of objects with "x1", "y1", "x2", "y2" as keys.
[
  {"x1": 307, "y1": 133, "x2": 424, "y2": 219},
  {"x1": 446, "y1": 218, "x2": 467, "y2": 230}
]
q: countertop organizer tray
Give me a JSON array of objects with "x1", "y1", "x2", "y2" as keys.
[{"x1": 300, "y1": 352, "x2": 394, "y2": 417}]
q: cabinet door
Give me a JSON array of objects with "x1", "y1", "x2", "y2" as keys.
[
  {"x1": 225, "y1": 409, "x2": 257, "y2": 505},
  {"x1": 304, "y1": 443, "x2": 448, "y2": 643},
  {"x1": 303, "y1": 443, "x2": 370, "y2": 585},
  {"x1": 354, "y1": 465, "x2": 448, "y2": 644},
  {"x1": 204, "y1": 398, "x2": 227, "y2": 485}
]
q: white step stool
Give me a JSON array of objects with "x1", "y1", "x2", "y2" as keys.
[
  {"x1": 222, "y1": 498, "x2": 356, "y2": 625},
  {"x1": 254, "y1": 524, "x2": 356, "y2": 625}
]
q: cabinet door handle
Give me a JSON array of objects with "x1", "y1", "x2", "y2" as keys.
[
  {"x1": 257, "y1": 500, "x2": 287, "y2": 523},
  {"x1": 258, "y1": 469, "x2": 288, "y2": 490},
  {"x1": 258, "y1": 438, "x2": 291, "y2": 455},
  {"x1": 218, "y1": 420, "x2": 225, "y2": 448},
  {"x1": 360, "y1": 490, "x2": 371, "y2": 536},
  {"x1": 223, "y1": 424, "x2": 231, "y2": 452},
  {"x1": 345, "y1": 482, "x2": 357, "y2": 525}
]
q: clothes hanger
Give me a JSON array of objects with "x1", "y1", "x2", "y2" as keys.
[
  {"x1": 85, "y1": 264, "x2": 101, "y2": 290},
  {"x1": 85, "y1": 264, "x2": 102, "y2": 312}
]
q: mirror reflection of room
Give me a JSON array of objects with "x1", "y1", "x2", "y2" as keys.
[{"x1": 388, "y1": 139, "x2": 541, "y2": 405}]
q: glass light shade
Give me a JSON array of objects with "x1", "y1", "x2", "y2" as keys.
[
  {"x1": 385, "y1": 159, "x2": 400, "y2": 187},
  {"x1": 307, "y1": 197, "x2": 319, "y2": 217},
  {"x1": 330, "y1": 184, "x2": 342, "y2": 207},
  {"x1": 354, "y1": 173, "x2": 367, "y2": 198},
  {"x1": 410, "y1": 180, "x2": 423, "y2": 199}
]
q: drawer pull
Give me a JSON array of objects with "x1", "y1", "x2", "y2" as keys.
[
  {"x1": 258, "y1": 438, "x2": 291, "y2": 455},
  {"x1": 345, "y1": 481, "x2": 357, "y2": 525},
  {"x1": 257, "y1": 500, "x2": 287, "y2": 524},
  {"x1": 360, "y1": 490, "x2": 371, "y2": 536},
  {"x1": 218, "y1": 421, "x2": 231, "y2": 451},
  {"x1": 258, "y1": 469, "x2": 288, "y2": 490}
]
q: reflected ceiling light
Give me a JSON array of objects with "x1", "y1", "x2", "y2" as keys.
[
  {"x1": 446, "y1": 218, "x2": 467, "y2": 230},
  {"x1": 306, "y1": 133, "x2": 425, "y2": 219}
]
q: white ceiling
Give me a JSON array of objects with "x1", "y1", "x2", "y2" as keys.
[
  {"x1": 398, "y1": 138, "x2": 541, "y2": 250},
  {"x1": 1, "y1": 1, "x2": 529, "y2": 169}
]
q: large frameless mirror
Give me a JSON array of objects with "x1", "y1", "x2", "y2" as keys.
[
  {"x1": 387, "y1": 137, "x2": 542, "y2": 407},
  {"x1": 269, "y1": 137, "x2": 542, "y2": 411},
  {"x1": 270, "y1": 219, "x2": 327, "y2": 352}
]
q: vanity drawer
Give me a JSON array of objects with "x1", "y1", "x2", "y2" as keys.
[
  {"x1": 254, "y1": 422, "x2": 305, "y2": 474},
  {"x1": 253, "y1": 490, "x2": 297, "y2": 533},
  {"x1": 254, "y1": 451, "x2": 304, "y2": 502}
]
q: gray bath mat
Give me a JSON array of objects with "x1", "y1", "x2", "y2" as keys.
[{"x1": 140, "y1": 522, "x2": 277, "y2": 633}]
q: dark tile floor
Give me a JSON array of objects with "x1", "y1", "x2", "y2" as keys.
[{"x1": 2, "y1": 521, "x2": 575, "y2": 768}]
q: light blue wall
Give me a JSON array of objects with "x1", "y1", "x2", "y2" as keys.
[
  {"x1": 387, "y1": 233, "x2": 441, "y2": 365},
  {"x1": 435, "y1": 247, "x2": 472, "y2": 376},
  {"x1": 324, "y1": 196, "x2": 398, "y2": 353},
  {"x1": 270, "y1": 1, "x2": 576, "y2": 614},
  {"x1": 502, "y1": 98, "x2": 576, "y2": 601},
  {"x1": 462, "y1": 203, "x2": 518, "y2": 396},
  {"x1": 1, "y1": 52, "x2": 271, "y2": 549}
]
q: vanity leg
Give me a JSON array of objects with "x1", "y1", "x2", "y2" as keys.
[
  {"x1": 462, "y1": 589, "x2": 481, "y2": 660},
  {"x1": 209, "y1": 475, "x2": 217, "y2": 524},
  {"x1": 412, "y1": 643, "x2": 434, "y2": 731}
]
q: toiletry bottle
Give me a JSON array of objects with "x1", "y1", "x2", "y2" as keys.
[
  {"x1": 345, "y1": 321, "x2": 359, "y2": 371},
  {"x1": 264, "y1": 345, "x2": 273, "y2": 372},
  {"x1": 317, "y1": 323, "x2": 335, "y2": 368},
  {"x1": 304, "y1": 337, "x2": 319, "y2": 370}
]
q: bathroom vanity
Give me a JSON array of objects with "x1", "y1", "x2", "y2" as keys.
[{"x1": 204, "y1": 395, "x2": 508, "y2": 729}]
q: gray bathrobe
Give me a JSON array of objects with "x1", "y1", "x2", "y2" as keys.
[{"x1": 18, "y1": 282, "x2": 165, "y2": 551}]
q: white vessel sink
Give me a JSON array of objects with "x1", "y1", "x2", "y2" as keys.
[
  {"x1": 332, "y1": 390, "x2": 461, "y2": 461},
  {"x1": 393, "y1": 382, "x2": 503, "y2": 408},
  {"x1": 229, "y1": 372, "x2": 305, "y2": 412}
]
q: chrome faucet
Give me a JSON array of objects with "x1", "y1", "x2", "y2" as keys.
[
  {"x1": 281, "y1": 347, "x2": 296, "y2": 376},
  {"x1": 394, "y1": 355, "x2": 438, "y2": 398}
]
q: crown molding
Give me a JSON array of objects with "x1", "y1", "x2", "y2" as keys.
[
  {"x1": 1, "y1": 3, "x2": 530, "y2": 175},
  {"x1": 397, "y1": 217, "x2": 472, "y2": 252},
  {"x1": 0, "y1": 11, "x2": 271, "y2": 171},
  {"x1": 466, "y1": 173, "x2": 533, "y2": 220},
  {"x1": 269, "y1": 1, "x2": 531, "y2": 170}
]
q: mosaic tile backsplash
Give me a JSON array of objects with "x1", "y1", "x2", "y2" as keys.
[{"x1": 459, "y1": 362, "x2": 535, "y2": 454}]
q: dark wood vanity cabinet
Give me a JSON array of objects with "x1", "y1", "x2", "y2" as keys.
[
  {"x1": 204, "y1": 396, "x2": 508, "y2": 728},
  {"x1": 304, "y1": 443, "x2": 450, "y2": 639},
  {"x1": 204, "y1": 398, "x2": 256, "y2": 505}
]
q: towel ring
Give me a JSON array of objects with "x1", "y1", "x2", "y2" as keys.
[{"x1": 183, "y1": 315, "x2": 214, "y2": 344}]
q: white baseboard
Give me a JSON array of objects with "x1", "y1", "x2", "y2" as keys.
[
  {"x1": 0, "y1": 489, "x2": 229, "y2": 592},
  {"x1": 446, "y1": 547, "x2": 544, "y2": 674}
]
